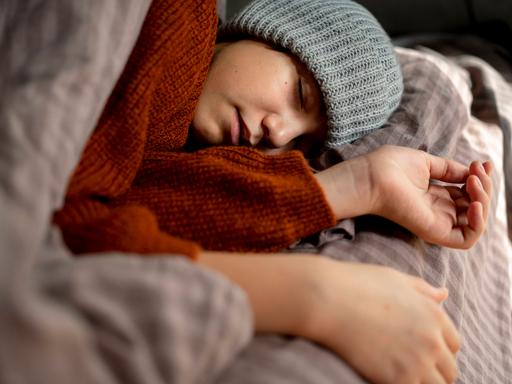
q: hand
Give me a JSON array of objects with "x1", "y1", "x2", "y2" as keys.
[
  {"x1": 199, "y1": 251, "x2": 460, "y2": 383},
  {"x1": 365, "y1": 145, "x2": 492, "y2": 249},
  {"x1": 303, "y1": 259, "x2": 460, "y2": 384}
]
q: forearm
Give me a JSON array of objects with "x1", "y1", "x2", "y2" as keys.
[
  {"x1": 197, "y1": 251, "x2": 318, "y2": 336},
  {"x1": 122, "y1": 148, "x2": 336, "y2": 252},
  {"x1": 197, "y1": 251, "x2": 461, "y2": 384}
]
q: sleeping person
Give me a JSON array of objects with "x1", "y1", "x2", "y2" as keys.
[{"x1": 54, "y1": 0, "x2": 493, "y2": 383}]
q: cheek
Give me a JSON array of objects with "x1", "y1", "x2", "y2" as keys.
[
  {"x1": 191, "y1": 95, "x2": 212, "y2": 140},
  {"x1": 191, "y1": 84, "x2": 225, "y2": 144},
  {"x1": 207, "y1": 57, "x2": 244, "y2": 96},
  {"x1": 209, "y1": 50, "x2": 291, "y2": 108},
  {"x1": 239, "y1": 70, "x2": 290, "y2": 108}
]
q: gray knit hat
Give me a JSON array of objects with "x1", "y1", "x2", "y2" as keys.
[{"x1": 219, "y1": 0, "x2": 403, "y2": 148}]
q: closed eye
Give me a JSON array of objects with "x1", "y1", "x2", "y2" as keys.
[{"x1": 298, "y1": 78, "x2": 304, "y2": 110}]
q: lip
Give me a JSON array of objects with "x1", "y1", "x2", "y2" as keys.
[{"x1": 231, "y1": 108, "x2": 240, "y2": 145}]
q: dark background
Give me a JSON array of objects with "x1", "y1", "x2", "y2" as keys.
[{"x1": 225, "y1": 0, "x2": 512, "y2": 53}]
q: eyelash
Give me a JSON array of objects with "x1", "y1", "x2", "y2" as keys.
[{"x1": 298, "y1": 78, "x2": 304, "y2": 110}]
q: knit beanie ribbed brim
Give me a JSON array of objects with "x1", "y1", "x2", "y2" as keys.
[{"x1": 219, "y1": 0, "x2": 403, "y2": 148}]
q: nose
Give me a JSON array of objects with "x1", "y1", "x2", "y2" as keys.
[{"x1": 261, "y1": 113, "x2": 303, "y2": 149}]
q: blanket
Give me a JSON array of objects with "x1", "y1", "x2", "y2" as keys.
[
  {"x1": 1, "y1": 1, "x2": 511, "y2": 383},
  {"x1": 0, "y1": 2, "x2": 252, "y2": 383}
]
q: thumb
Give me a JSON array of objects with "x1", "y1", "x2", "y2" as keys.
[{"x1": 427, "y1": 153, "x2": 469, "y2": 184}]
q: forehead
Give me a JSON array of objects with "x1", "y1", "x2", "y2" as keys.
[{"x1": 223, "y1": 40, "x2": 324, "y2": 97}]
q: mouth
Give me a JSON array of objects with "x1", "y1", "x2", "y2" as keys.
[{"x1": 231, "y1": 108, "x2": 241, "y2": 145}]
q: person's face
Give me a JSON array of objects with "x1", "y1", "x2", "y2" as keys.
[{"x1": 191, "y1": 39, "x2": 326, "y2": 154}]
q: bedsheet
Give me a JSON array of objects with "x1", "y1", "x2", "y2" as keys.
[{"x1": 217, "y1": 40, "x2": 512, "y2": 384}]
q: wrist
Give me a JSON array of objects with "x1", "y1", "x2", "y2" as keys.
[
  {"x1": 296, "y1": 257, "x2": 354, "y2": 347},
  {"x1": 315, "y1": 155, "x2": 376, "y2": 220}
]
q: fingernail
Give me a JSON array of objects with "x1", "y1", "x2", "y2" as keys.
[
  {"x1": 478, "y1": 162, "x2": 485, "y2": 173},
  {"x1": 484, "y1": 161, "x2": 493, "y2": 175}
]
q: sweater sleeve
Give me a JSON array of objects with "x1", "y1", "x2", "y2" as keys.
[
  {"x1": 115, "y1": 147, "x2": 337, "y2": 252},
  {"x1": 54, "y1": 199, "x2": 202, "y2": 259},
  {"x1": 55, "y1": 146, "x2": 336, "y2": 255}
]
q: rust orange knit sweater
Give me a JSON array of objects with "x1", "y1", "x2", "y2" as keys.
[{"x1": 54, "y1": 0, "x2": 336, "y2": 260}]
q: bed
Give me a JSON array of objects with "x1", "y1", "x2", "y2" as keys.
[{"x1": 0, "y1": 1, "x2": 510, "y2": 383}]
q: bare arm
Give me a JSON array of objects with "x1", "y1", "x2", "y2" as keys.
[
  {"x1": 198, "y1": 251, "x2": 460, "y2": 384},
  {"x1": 198, "y1": 251, "x2": 315, "y2": 335}
]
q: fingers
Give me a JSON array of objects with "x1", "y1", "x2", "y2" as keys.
[
  {"x1": 483, "y1": 160, "x2": 493, "y2": 176},
  {"x1": 466, "y1": 201, "x2": 484, "y2": 233},
  {"x1": 407, "y1": 275, "x2": 461, "y2": 354},
  {"x1": 440, "y1": 308, "x2": 461, "y2": 355},
  {"x1": 435, "y1": 344, "x2": 459, "y2": 384},
  {"x1": 423, "y1": 304, "x2": 459, "y2": 384},
  {"x1": 424, "y1": 364, "x2": 456, "y2": 384},
  {"x1": 409, "y1": 279, "x2": 460, "y2": 354},
  {"x1": 446, "y1": 186, "x2": 469, "y2": 214},
  {"x1": 411, "y1": 277, "x2": 449, "y2": 303},
  {"x1": 466, "y1": 160, "x2": 492, "y2": 226},
  {"x1": 427, "y1": 154, "x2": 493, "y2": 189},
  {"x1": 466, "y1": 161, "x2": 492, "y2": 228},
  {"x1": 444, "y1": 201, "x2": 483, "y2": 249},
  {"x1": 442, "y1": 160, "x2": 492, "y2": 249},
  {"x1": 469, "y1": 160, "x2": 492, "y2": 192},
  {"x1": 423, "y1": 369, "x2": 448, "y2": 384},
  {"x1": 427, "y1": 154, "x2": 469, "y2": 183},
  {"x1": 438, "y1": 316, "x2": 461, "y2": 384},
  {"x1": 441, "y1": 186, "x2": 480, "y2": 248}
]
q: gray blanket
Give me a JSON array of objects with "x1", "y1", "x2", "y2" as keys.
[{"x1": 1, "y1": 2, "x2": 511, "y2": 384}]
